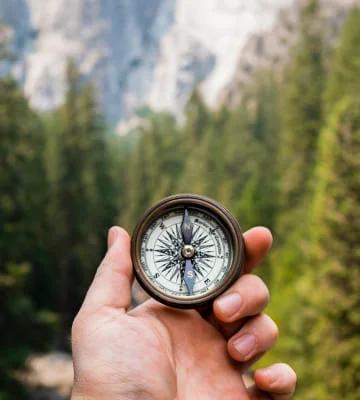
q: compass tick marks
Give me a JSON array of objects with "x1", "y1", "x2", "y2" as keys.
[{"x1": 136, "y1": 202, "x2": 238, "y2": 305}]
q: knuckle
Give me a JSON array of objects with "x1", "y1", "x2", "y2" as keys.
[
  {"x1": 281, "y1": 364, "x2": 297, "y2": 389},
  {"x1": 265, "y1": 363, "x2": 297, "y2": 393},
  {"x1": 260, "y1": 314, "x2": 279, "y2": 342},
  {"x1": 245, "y1": 274, "x2": 270, "y2": 307}
]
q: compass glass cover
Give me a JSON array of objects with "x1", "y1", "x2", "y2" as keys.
[{"x1": 140, "y1": 207, "x2": 233, "y2": 298}]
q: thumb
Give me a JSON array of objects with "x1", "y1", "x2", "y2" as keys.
[{"x1": 82, "y1": 226, "x2": 133, "y2": 311}]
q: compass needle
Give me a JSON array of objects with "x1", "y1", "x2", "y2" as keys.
[{"x1": 180, "y1": 208, "x2": 196, "y2": 295}]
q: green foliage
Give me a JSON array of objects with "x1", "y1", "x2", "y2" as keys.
[
  {"x1": 325, "y1": 8, "x2": 360, "y2": 110},
  {"x1": 48, "y1": 61, "x2": 120, "y2": 344},
  {"x1": 277, "y1": 0, "x2": 325, "y2": 232},
  {"x1": 123, "y1": 112, "x2": 181, "y2": 228},
  {"x1": 233, "y1": 74, "x2": 280, "y2": 231},
  {"x1": 297, "y1": 9, "x2": 360, "y2": 397},
  {"x1": 265, "y1": 0, "x2": 327, "y2": 378},
  {"x1": 0, "y1": 61, "x2": 122, "y2": 394},
  {"x1": 267, "y1": 7, "x2": 360, "y2": 398},
  {"x1": 304, "y1": 96, "x2": 360, "y2": 399},
  {"x1": 0, "y1": 77, "x2": 55, "y2": 398},
  {"x1": 177, "y1": 88, "x2": 211, "y2": 194}
]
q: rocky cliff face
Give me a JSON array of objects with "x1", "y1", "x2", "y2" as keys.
[
  {"x1": 0, "y1": 0, "x2": 34, "y2": 80},
  {"x1": 220, "y1": 0, "x2": 360, "y2": 107},
  {"x1": 0, "y1": 0, "x2": 358, "y2": 129},
  {"x1": 147, "y1": 0, "x2": 294, "y2": 116},
  {"x1": 0, "y1": 0, "x2": 295, "y2": 128},
  {"x1": 24, "y1": 0, "x2": 176, "y2": 125}
]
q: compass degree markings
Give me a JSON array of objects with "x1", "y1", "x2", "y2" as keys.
[{"x1": 141, "y1": 209, "x2": 233, "y2": 297}]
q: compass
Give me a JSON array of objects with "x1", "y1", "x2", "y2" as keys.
[{"x1": 131, "y1": 194, "x2": 245, "y2": 308}]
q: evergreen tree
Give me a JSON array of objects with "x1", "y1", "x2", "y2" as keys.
[
  {"x1": 178, "y1": 89, "x2": 210, "y2": 193},
  {"x1": 49, "y1": 61, "x2": 115, "y2": 345},
  {"x1": 124, "y1": 128, "x2": 153, "y2": 228},
  {"x1": 124, "y1": 113, "x2": 181, "y2": 228},
  {"x1": 269, "y1": 0, "x2": 326, "y2": 298},
  {"x1": 300, "y1": 10, "x2": 360, "y2": 397},
  {"x1": 276, "y1": 0, "x2": 325, "y2": 237},
  {"x1": 217, "y1": 102, "x2": 252, "y2": 210},
  {"x1": 77, "y1": 84, "x2": 118, "y2": 258},
  {"x1": 266, "y1": 0, "x2": 327, "y2": 384},
  {"x1": 0, "y1": 77, "x2": 52, "y2": 399},
  {"x1": 325, "y1": 7, "x2": 360, "y2": 110},
  {"x1": 189, "y1": 106, "x2": 229, "y2": 198},
  {"x1": 234, "y1": 73, "x2": 280, "y2": 231},
  {"x1": 303, "y1": 96, "x2": 360, "y2": 400}
]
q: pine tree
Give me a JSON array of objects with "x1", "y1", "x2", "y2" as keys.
[
  {"x1": 300, "y1": 9, "x2": 360, "y2": 398},
  {"x1": 77, "y1": 84, "x2": 118, "y2": 260},
  {"x1": 276, "y1": 0, "x2": 325, "y2": 237},
  {"x1": 302, "y1": 96, "x2": 360, "y2": 400},
  {"x1": 149, "y1": 113, "x2": 183, "y2": 202},
  {"x1": 265, "y1": 0, "x2": 327, "y2": 384},
  {"x1": 49, "y1": 61, "x2": 114, "y2": 345},
  {"x1": 0, "y1": 77, "x2": 52, "y2": 399},
  {"x1": 124, "y1": 112, "x2": 181, "y2": 228},
  {"x1": 123, "y1": 128, "x2": 153, "y2": 228},
  {"x1": 217, "y1": 102, "x2": 252, "y2": 210},
  {"x1": 188, "y1": 106, "x2": 229, "y2": 198},
  {"x1": 269, "y1": 0, "x2": 326, "y2": 301},
  {"x1": 234, "y1": 73, "x2": 280, "y2": 231},
  {"x1": 325, "y1": 7, "x2": 360, "y2": 111},
  {"x1": 178, "y1": 89, "x2": 210, "y2": 193}
]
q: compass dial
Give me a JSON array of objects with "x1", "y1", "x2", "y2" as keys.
[
  {"x1": 131, "y1": 194, "x2": 245, "y2": 308},
  {"x1": 140, "y1": 208, "x2": 232, "y2": 298}
]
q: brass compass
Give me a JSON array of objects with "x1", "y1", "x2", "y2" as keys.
[{"x1": 131, "y1": 194, "x2": 245, "y2": 308}]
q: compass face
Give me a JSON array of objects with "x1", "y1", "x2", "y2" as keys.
[
  {"x1": 140, "y1": 208, "x2": 233, "y2": 299},
  {"x1": 131, "y1": 194, "x2": 245, "y2": 308}
]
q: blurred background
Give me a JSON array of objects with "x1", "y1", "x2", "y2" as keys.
[{"x1": 0, "y1": 0, "x2": 359, "y2": 398}]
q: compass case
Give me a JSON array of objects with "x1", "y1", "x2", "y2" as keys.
[{"x1": 131, "y1": 193, "x2": 245, "y2": 309}]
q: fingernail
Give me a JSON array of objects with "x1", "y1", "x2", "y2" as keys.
[
  {"x1": 233, "y1": 334, "x2": 257, "y2": 359},
  {"x1": 107, "y1": 226, "x2": 119, "y2": 248},
  {"x1": 215, "y1": 292, "x2": 242, "y2": 318}
]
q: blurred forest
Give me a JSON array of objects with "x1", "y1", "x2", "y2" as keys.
[{"x1": 1, "y1": 1, "x2": 359, "y2": 399}]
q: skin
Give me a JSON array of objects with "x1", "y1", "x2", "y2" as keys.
[{"x1": 71, "y1": 226, "x2": 297, "y2": 400}]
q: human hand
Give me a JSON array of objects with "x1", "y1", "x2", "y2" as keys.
[{"x1": 71, "y1": 226, "x2": 296, "y2": 400}]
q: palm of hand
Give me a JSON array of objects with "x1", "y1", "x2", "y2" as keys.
[{"x1": 74, "y1": 299, "x2": 249, "y2": 400}]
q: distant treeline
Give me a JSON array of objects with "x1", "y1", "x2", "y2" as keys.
[{"x1": 0, "y1": 1, "x2": 359, "y2": 399}]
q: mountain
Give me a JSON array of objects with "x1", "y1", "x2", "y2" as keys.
[
  {"x1": 0, "y1": 0, "x2": 358, "y2": 130},
  {"x1": 220, "y1": 0, "x2": 360, "y2": 107},
  {"x1": 0, "y1": 0, "x2": 295, "y2": 129}
]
